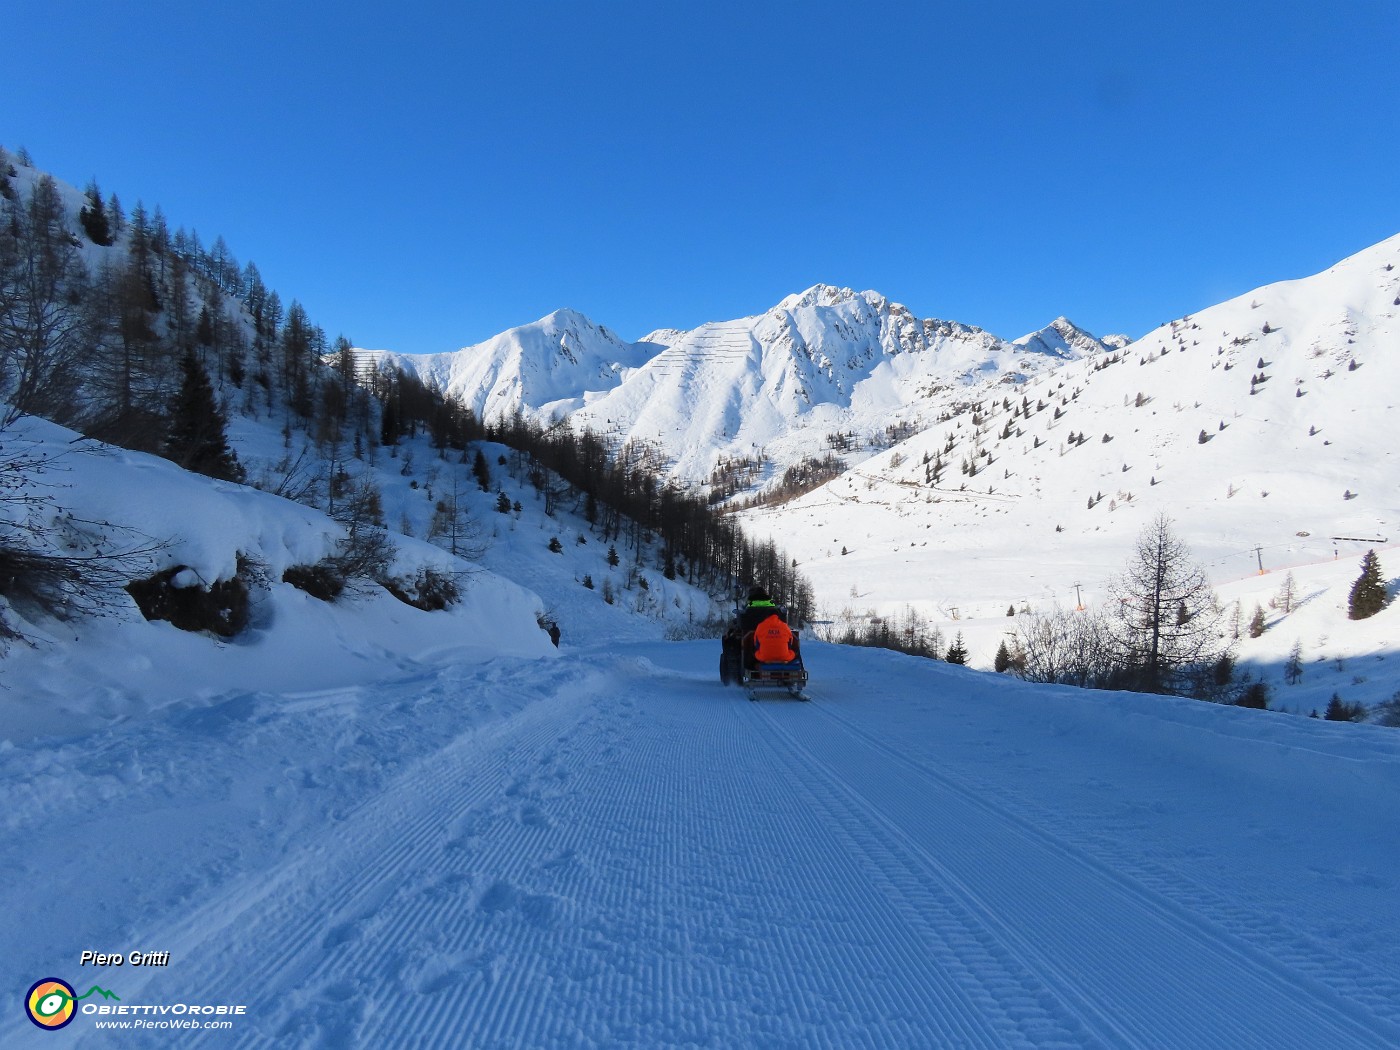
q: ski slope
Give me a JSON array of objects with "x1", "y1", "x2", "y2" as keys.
[{"x1": 5, "y1": 640, "x2": 1400, "y2": 1048}]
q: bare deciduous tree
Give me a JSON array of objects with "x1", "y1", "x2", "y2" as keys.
[
  {"x1": 0, "y1": 175, "x2": 92, "y2": 426},
  {"x1": 1107, "y1": 513, "x2": 1228, "y2": 693},
  {"x1": 1013, "y1": 606, "x2": 1115, "y2": 688}
]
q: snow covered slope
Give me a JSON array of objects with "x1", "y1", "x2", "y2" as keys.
[
  {"x1": 0, "y1": 415, "x2": 556, "y2": 741},
  {"x1": 740, "y1": 234, "x2": 1400, "y2": 677},
  {"x1": 368, "y1": 286, "x2": 1120, "y2": 488},
  {"x1": 4, "y1": 639, "x2": 1399, "y2": 1047}
]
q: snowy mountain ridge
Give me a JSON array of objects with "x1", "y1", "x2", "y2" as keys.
[
  {"x1": 1014, "y1": 315, "x2": 1131, "y2": 359},
  {"x1": 366, "y1": 284, "x2": 1122, "y2": 486}
]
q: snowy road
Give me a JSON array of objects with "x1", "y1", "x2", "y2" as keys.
[{"x1": 6, "y1": 640, "x2": 1400, "y2": 1048}]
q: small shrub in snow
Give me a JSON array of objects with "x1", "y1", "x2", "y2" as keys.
[
  {"x1": 663, "y1": 615, "x2": 728, "y2": 641},
  {"x1": 1374, "y1": 692, "x2": 1400, "y2": 728},
  {"x1": 126, "y1": 559, "x2": 251, "y2": 637},
  {"x1": 381, "y1": 567, "x2": 461, "y2": 612},
  {"x1": 283, "y1": 562, "x2": 345, "y2": 602}
]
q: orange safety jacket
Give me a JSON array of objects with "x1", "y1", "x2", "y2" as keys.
[{"x1": 752, "y1": 613, "x2": 796, "y2": 663}]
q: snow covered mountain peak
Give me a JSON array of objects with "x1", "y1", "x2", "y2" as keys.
[
  {"x1": 775, "y1": 284, "x2": 872, "y2": 312},
  {"x1": 360, "y1": 306, "x2": 654, "y2": 424},
  {"x1": 1014, "y1": 316, "x2": 1123, "y2": 360}
]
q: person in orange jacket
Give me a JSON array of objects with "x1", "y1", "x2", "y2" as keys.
[{"x1": 752, "y1": 610, "x2": 797, "y2": 664}]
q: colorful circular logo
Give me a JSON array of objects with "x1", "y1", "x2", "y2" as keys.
[{"x1": 26, "y1": 978, "x2": 77, "y2": 1030}]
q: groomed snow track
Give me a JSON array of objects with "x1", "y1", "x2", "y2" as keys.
[{"x1": 9, "y1": 641, "x2": 1400, "y2": 1049}]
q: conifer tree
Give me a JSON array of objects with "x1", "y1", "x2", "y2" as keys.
[
  {"x1": 994, "y1": 639, "x2": 1012, "y2": 673},
  {"x1": 1347, "y1": 550, "x2": 1387, "y2": 620},
  {"x1": 0, "y1": 174, "x2": 91, "y2": 426},
  {"x1": 1237, "y1": 681, "x2": 1270, "y2": 709},
  {"x1": 946, "y1": 632, "x2": 968, "y2": 665},
  {"x1": 165, "y1": 351, "x2": 244, "y2": 482},
  {"x1": 472, "y1": 449, "x2": 491, "y2": 492},
  {"x1": 79, "y1": 183, "x2": 113, "y2": 246},
  {"x1": 1108, "y1": 513, "x2": 1228, "y2": 694},
  {"x1": 1324, "y1": 693, "x2": 1366, "y2": 722},
  {"x1": 106, "y1": 192, "x2": 124, "y2": 234},
  {"x1": 1284, "y1": 641, "x2": 1303, "y2": 684}
]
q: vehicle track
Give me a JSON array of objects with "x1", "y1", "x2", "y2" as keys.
[
  {"x1": 82, "y1": 649, "x2": 1400, "y2": 1049},
  {"x1": 808, "y1": 693, "x2": 1400, "y2": 1030},
  {"x1": 756, "y1": 694, "x2": 1400, "y2": 1049}
]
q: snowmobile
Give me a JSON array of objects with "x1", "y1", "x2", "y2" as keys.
[{"x1": 719, "y1": 596, "x2": 809, "y2": 700}]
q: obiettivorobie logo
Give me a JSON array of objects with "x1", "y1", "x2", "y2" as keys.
[
  {"x1": 24, "y1": 974, "x2": 248, "y2": 1033},
  {"x1": 25, "y1": 978, "x2": 120, "y2": 1031}
]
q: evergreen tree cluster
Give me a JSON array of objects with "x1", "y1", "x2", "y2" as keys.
[
  {"x1": 483, "y1": 409, "x2": 815, "y2": 623},
  {"x1": 737, "y1": 453, "x2": 846, "y2": 509},
  {"x1": 0, "y1": 147, "x2": 357, "y2": 467},
  {"x1": 0, "y1": 147, "x2": 816, "y2": 626}
]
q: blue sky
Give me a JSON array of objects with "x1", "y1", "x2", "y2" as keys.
[{"x1": 8, "y1": 1, "x2": 1400, "y2": 353}]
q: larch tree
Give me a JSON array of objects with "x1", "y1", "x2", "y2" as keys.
[{"x1": 1108, "y1": 513, "x2": 1228, "y2": 694}]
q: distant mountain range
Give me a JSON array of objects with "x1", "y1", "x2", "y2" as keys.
[
  {"x1": 365, "y1": 287, "x2": 1124, "y2": 487},
  {"x1": 370, "y1": 233, "x2": 1400, "y2": 623},
  {"x1": 741, "y1": 233, "x2": 1400, "y2": 622}
]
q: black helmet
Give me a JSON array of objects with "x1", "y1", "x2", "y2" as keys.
[{"x1": 748, "y1": 585, "x2": 771, "y2": 603}]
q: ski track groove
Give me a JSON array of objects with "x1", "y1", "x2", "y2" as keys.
[
  {"x1": 744, "y1": 697, "x2": 1095, "y2": 1050},
  {"x1": 809, "y1": 693, "x2": 1400, "y2": 1029},
  {"x1": 80, "y1": 652, "x2": 1400, "y2": 1049},
  {"x1": 771, "y1": 693, "x2": 1400, "y2": 1050},
  {"x1": 923, "y1": 736, "x2": 1400, "y2": 1031},
  {"x1": 154, "y1": 667, "x2": 603, "y2": 1049},
  {"x1": 699, "y1": 690, "x2": 1062, "y2": 1049}
]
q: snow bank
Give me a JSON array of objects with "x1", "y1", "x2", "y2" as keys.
[{"x1": 1, "y1": 415, "x2": 555, "y2": 743}]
